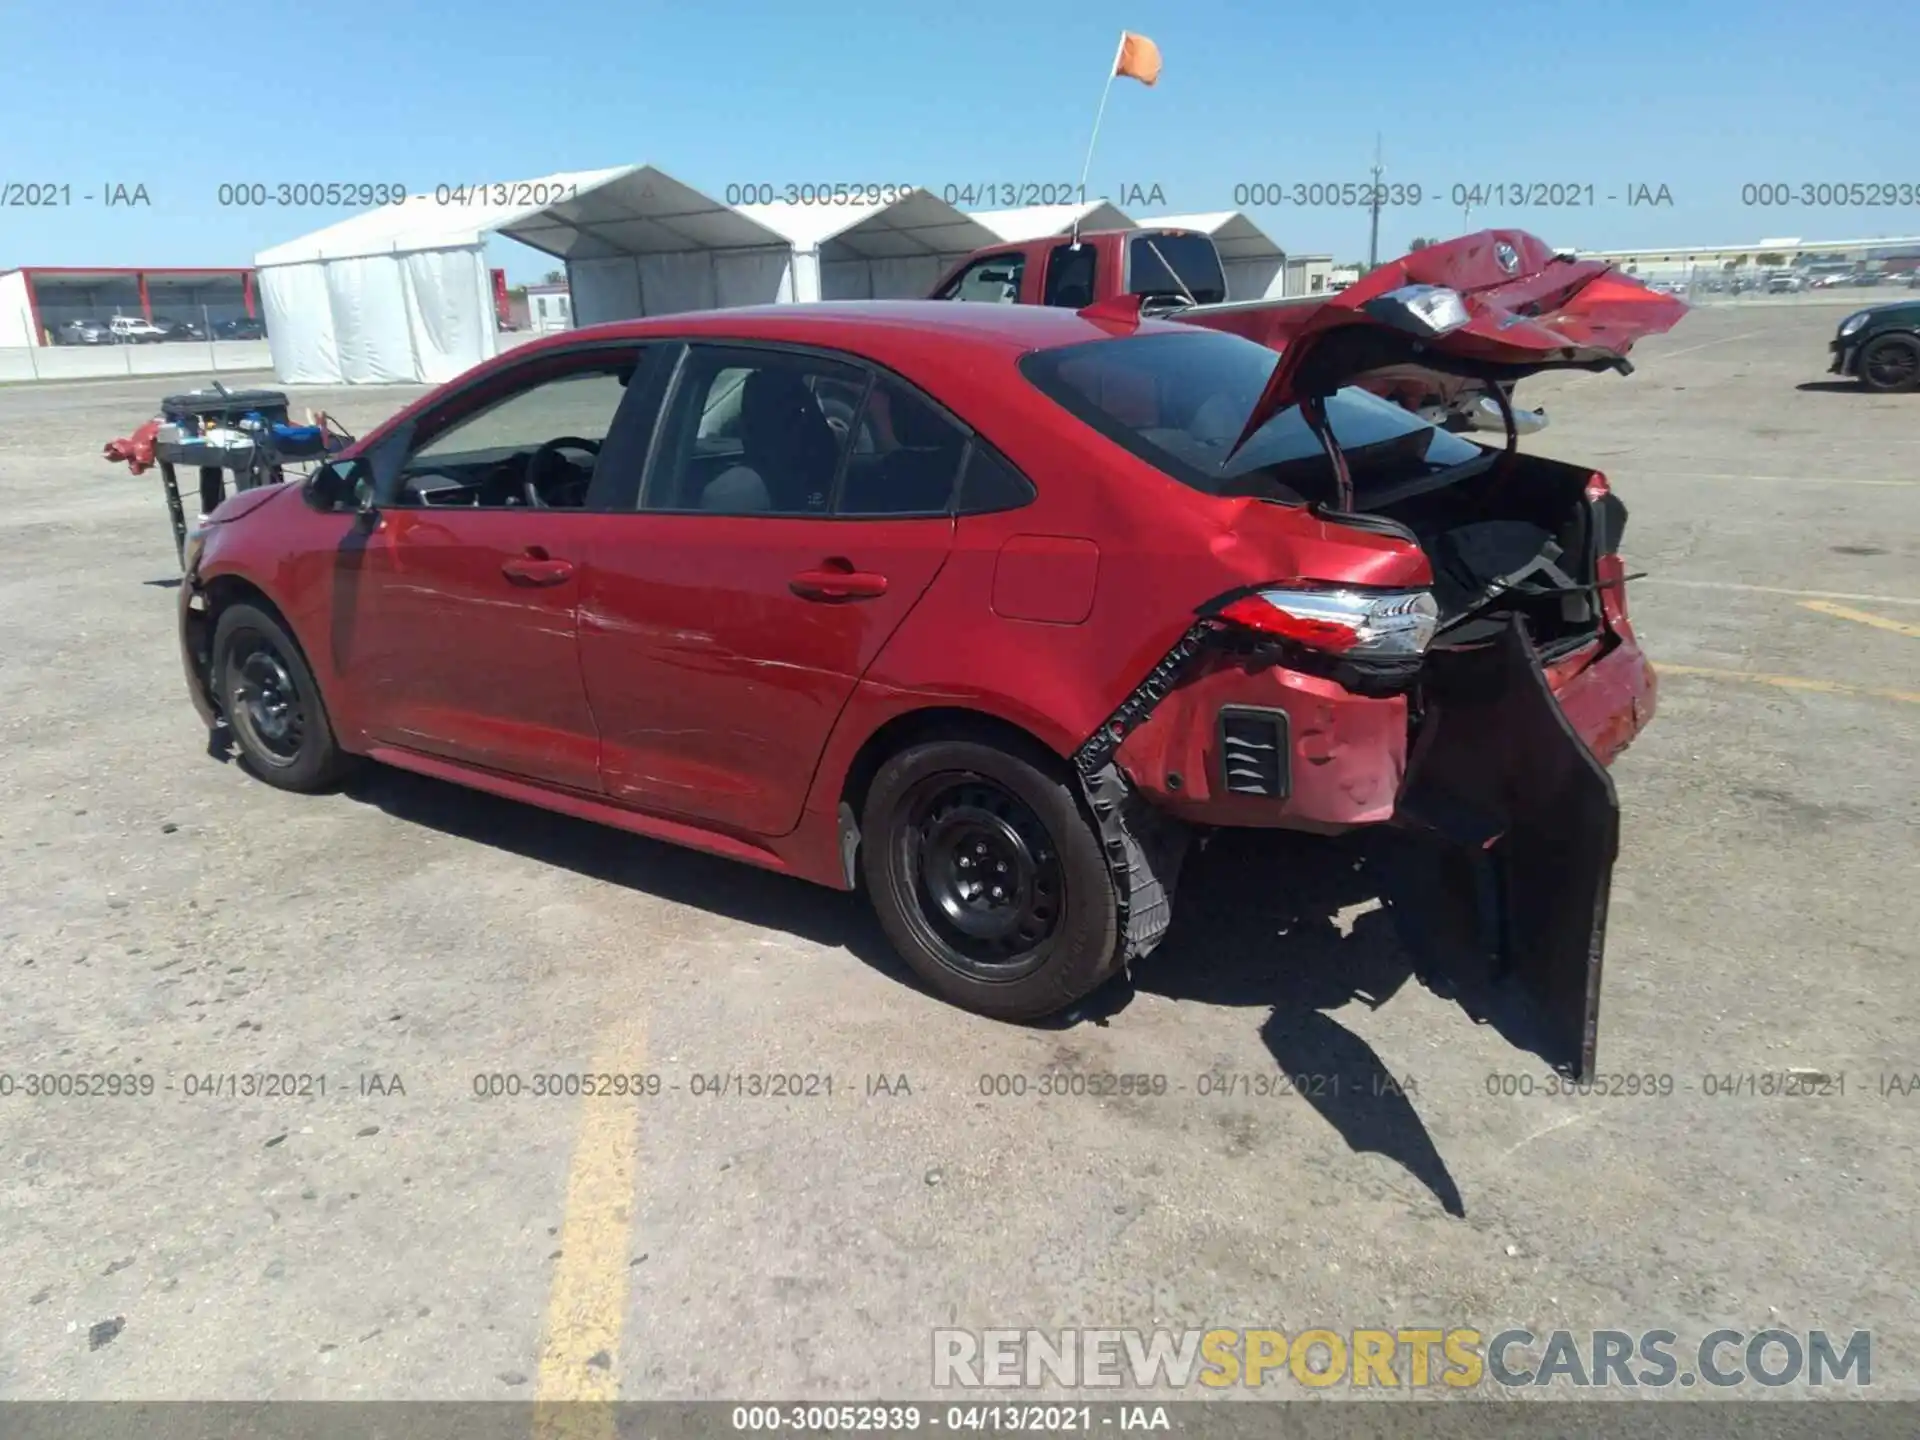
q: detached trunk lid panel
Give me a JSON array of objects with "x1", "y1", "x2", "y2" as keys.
[{"x1": 1393, "y1": 619, "x2": 1618, "y2": 1079}]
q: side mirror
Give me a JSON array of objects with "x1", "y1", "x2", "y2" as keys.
[{"x1": 305, "y1": 458, "x2": 375, "y2": 515}]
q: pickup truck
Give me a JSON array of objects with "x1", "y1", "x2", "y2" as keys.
[{"x1": 928, "y1": 226, "x2": 1686, "y2": 436}]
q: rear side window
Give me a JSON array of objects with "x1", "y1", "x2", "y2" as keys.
[
  {"x1": 955, "y1": 442, "x2": 1036, "y2": 514},
  {"x1": 836, "y1": 379, "x2": 969, "y2": 516},
  {"x1": 644, "y1": 346, "x2": 863, "y2": 515},
  {"x1": 1126, "y1": 233, "x2": 1226, "y2": 306},
  {"x1": 1020, "y1": 329, "x2": 1480, "y2": 507},
  {"x1": 1043, "y1": 243, "x2": 1098, "y2": 308}
]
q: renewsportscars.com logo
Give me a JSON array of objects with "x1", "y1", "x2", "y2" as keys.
[{"x1": 931, "y1": 1328, "x2": 1872, "y2": 1391}]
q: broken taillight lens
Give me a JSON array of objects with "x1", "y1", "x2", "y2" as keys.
[{"x1": 1216, "y1": 586, "x2": 1440, "y2": 657}]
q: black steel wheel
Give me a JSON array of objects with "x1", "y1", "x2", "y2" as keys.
[
  {"x1": 901, "y1": 774, "x2": 1064, "y2": 979},
  {"x1": 211, "y1": 601, "x2": 354, "y2": 792},
  {"x1": 229, "y1": 640, "x2": 306, "y2": 763},
  {"x1": 862, "y1": 737, "x2": 1122, "y2": 1020},
  {"x1": 1859, "y1": 333, "x2": 1920, "y2": 393}
]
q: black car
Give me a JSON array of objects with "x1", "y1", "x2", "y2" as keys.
[
  {"x1": 155, "y1": 317, "x2": 207, "y2": 341},
  {"x1": 215, "y1": 317, "x2": 267, "y2": 341},
  {"x1": 1830, "y1": 301, "x2": 1920, "y2": 392}
]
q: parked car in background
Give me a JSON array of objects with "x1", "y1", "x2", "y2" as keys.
[
  {"x1": 1766, "y1": 273, "x2": 1803, "y2": 294},
  {"x1": 1831, "y1": 301, "x2": 1920, "y2": 391},
  {"x1": 109, "y1": 315, "x2": 167, "y2": 343},
  {"x1": 216, "y1": 317, "x2": 267, "y2": 341},
  {"x1": 156, "y1": 317, "x2": 208, "y2": 341},
  {"x1": 59, "y1": 317, "x2": 114, "y2": 345},
  {"x1": 180, "y1": 284, "x2": 1665, "y2": 1080}
]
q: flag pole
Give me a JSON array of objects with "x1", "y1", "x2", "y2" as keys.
[{"x1": 1072, "y1": 32, "x2": 1126, "y2": 245}]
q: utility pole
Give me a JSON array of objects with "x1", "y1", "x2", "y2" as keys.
[{"x1": 1366, "y1": 133, "x2": 1383, "y2": 270}]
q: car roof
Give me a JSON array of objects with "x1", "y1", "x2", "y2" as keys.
[{"x1": 542, "y1": 300, "x2": 1199, "y2": 364}]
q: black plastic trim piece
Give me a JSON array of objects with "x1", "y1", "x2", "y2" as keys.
[
  {"x1": 1216, "y1": 705, "x2": 1292, "y2": 799},
  {"x1": 1073, "y1": 620, "x2": 1218, "y2": 777},
  {"x1": 1079, "y1": 760, "x2": 1189, "y2": 966}
]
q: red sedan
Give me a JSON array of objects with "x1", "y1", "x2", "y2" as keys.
[{"x1": 180, "y1": 279, "x2": 1662, "y2": 1079}]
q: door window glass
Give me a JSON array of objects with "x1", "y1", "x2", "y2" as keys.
[
  {"x1": 644, "y1": 348, "x2": 862, "y2": 515},
  {"x1": 1043, "y1": 243, "x2": 1098, "y2": 308},
  {"x1": 395, "y1": 361, "x2": 638, "y2": 509},
  {"x1": 835, "y1": 380, "x2": 969, "y2": 516},
  {"x1": 939, "y1": 253, "x2": 1026, "y2": 303}
]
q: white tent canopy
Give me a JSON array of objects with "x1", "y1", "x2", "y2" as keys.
[
  {"x1": 256, "y1": 171, "x2": 1005, "y2": 384},
  {"x1": 256, "y1": 165, "x2": 642, "y2": 384},
  {"x1": 738, "y1": 191, "x2": 998, "y2": 301},
  {"x1": 970, "y1": 202, "x2": 1136, "y2": 243},
  {"x1": 1140, "y1": 211, "x2": 1288, "y2": 299},
  {"x1": 534, "y1": 167, "x2": 794, "y2": 329}
]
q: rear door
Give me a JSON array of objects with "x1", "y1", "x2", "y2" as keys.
[{"x1": 577, "y1": 344, "x2": 964, "y2": 835}]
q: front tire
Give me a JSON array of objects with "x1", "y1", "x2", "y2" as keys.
[
  {"x1": 1858, "y1": 333, "x2": 1920, "y2": 393},
  {"x1": 211, "y1": 601, "x2": 353, "y2": 791},
  {"x1": 862, "y1": 739, "x2": 1121, "y2": 1021}
]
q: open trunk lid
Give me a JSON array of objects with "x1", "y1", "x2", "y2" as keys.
[{"x1": 1227, "y1": 230, "x2": 1688, "y2": 454}]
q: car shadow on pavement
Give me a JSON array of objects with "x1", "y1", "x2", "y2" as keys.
[
  {"x1": 340, "y1": 764, "x2": 1566, "y2": 1218},
  {"x1": 341, "y1": 764, "x2": 917, "y2": 986},
  {"x1": 1123, "y1": 828, "x2": 1468, "y2": 1216},
  {"x1": 1792, "y1": 380, "x2": 1868, "y2": 394}
]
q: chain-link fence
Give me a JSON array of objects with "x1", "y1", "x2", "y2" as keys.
[{"x1": 1656, "y1": 263, "x2": 1919, "y2": 306}]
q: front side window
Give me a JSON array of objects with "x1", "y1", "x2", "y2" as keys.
[
  {"x1": 940, "y1": 253, "x2": 1026, "y2": 303},
  {"x1": 395, "y1": 358, "x2": 639, "y2": 508},
  {"x1": 1020, "y1": 329, "x2": 1483, "y2": 507}
]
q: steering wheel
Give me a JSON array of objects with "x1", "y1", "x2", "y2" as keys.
[{"x1": 521, "y1": 436, "x2": 602, "y2": 508}]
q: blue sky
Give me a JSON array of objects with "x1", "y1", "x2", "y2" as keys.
[{"x1": 4, "y1": 0, "x2": 1918, "y2": 282}]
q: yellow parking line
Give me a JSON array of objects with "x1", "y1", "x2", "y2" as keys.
[
  {"x1": 534, "y1": 1010, "x2": 648, "y2": 1438},
  {"x1": 1800, "y1": 600, "x2": 1920, "y2": 639},
  {"x1": 1660, "y1": 664, "x2": 1920, "y2": 706}
]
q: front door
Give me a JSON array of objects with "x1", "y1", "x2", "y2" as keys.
[
  {"x1": 578, "y1": 345, "x2": 965, "y2": 835},
  {"x1": 340, "y1": 347, "x2": 652, "y2": 792}
]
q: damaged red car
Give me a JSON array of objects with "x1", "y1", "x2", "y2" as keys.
[{"x1": 179, "y1": 232, "x2": 1680, "y2": 1078}]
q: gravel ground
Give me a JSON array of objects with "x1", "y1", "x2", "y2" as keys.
[{"x1": 1, "y1": 301, "x2": 1915, "y2": 1404}]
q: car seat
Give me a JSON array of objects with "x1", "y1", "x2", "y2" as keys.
[{"x1": 701, "y1": 369, "x2": 840, "y2": 513}]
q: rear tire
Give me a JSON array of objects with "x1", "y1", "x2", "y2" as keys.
[
  {"x1": 211, "y1": 601, "x2": 353, "y2": 792},
  {"x1": 1858, "y1": 333, "x2": 1920, "y2": 393},
  {"x1": 862, "y1": 739, "x2": 1121, "y2": 1020}
]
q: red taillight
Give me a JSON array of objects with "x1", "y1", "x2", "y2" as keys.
[
  {"x1": 1217, "y1": 595, "x2": 1363, "y2": 652},
  {"x1": 1213, "y1": 586, "x2": 1440, "y2": 657}
]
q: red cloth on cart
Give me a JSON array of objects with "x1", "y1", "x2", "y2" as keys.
[{"x1": 103, "y1": 418, "x2": 161, "y2": 475}]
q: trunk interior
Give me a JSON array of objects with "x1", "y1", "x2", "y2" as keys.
[{"x1": 1364, "y1": 451, "x2": 1608, "y2": 658}]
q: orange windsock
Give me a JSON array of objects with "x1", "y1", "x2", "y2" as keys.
[{"x1": 1114, "y1": 31, "x2": 1162, "y2": 86}]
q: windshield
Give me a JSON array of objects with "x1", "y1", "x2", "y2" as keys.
[{"x1": 1020, "y1": 328, "x2": 1486, "y2": 507}]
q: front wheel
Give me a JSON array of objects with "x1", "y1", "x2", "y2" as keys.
[
  {"x1": 861, "y1": 739, "x2": 1122, "y2": 1020},
  {"x1": 211, "y1": 601, "x2": 354, "y2": 791},
  {"x1": 1858, "y1": 333, "x2": 1920, "y2": 393}
]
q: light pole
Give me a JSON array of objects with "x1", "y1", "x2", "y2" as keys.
[{"x1": 1366, "y1": 134, "x2": 1383, "y2": 270}]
